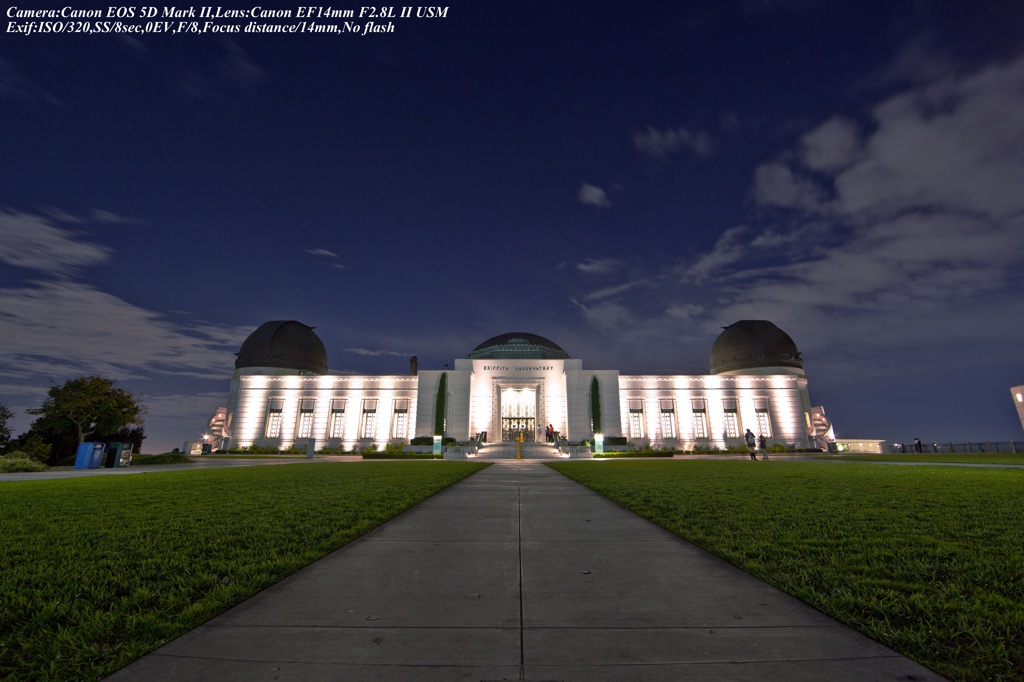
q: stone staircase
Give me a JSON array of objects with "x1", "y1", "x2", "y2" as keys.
[{"x1": 474, "y1": 442, "x2": 564, "y2": 460}]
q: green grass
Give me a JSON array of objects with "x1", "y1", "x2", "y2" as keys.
[
  {"x1": 593, "y1": 451, "x2": 677, "y2": 458},
  {"x1": 826, "y1": 453, "x2": 1024, "y2": 466},
  {"x1": 362, "y1": 452, "x2": 443, "y2": 459},
  {"x1": 0, "y1": 461, "x2": 488, "y2": 681},
  {"x1": 547, "y1": 460, "x2": 1024, "y2": 682}
]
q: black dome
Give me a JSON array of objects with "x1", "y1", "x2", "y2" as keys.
[
  {"x1": 468, "y1": 332, "x2": 570, "y2": 360},
  {"x1": 235, "y1": 321, "x2": 328, "y2": 374},
  {"x1": 710, "y1": 320, "x2": 803, "y2": 374}
]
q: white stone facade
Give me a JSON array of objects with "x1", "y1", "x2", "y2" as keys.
[{"x1": 222, "y1": 355, "x2": 821, "y2": 452}]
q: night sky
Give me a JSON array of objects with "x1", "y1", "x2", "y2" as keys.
[{"x1": 2, "y1": 0, "x2": 1023, "y2": 453}]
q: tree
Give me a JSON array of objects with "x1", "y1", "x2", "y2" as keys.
[
  {"x1": 27, "y1": 376, "x2": 146, "y2": 460},
  {"x1": 0, "y1": 397, "x2": 14, "y2": 452},
  {"x1": 6, "y1": 431, "x2": 51, "y2": 463},
  {"x1": 434, "y1": 372, "x2": 447, "y2": 436},
  {"x1": 590, "y1": 376, "x2": 602, "y2": 434}
]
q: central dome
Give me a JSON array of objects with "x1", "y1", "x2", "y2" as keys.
[{"x1": 468, "y1": 332, "x2": 570, "y2": 360}]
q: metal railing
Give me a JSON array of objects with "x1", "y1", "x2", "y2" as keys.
[{"x1": 889, "y1": 441, "x2": 1020, "y2": 454}]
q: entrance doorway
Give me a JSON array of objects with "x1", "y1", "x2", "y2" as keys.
[{"x1": 501, "y1": 388, "x2": 536, "y2": 442}]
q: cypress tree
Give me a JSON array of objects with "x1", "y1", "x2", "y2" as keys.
[
  {"x1": 434, "y1": 372, "x2": 447, "y2": 436},
  {"x1": 590, "y1": 375, "x2": 602, "y2": 434}
]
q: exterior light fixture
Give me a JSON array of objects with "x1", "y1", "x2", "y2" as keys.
[{"x1": 594, "y1": 432, "x2": 604, "y2": 455}]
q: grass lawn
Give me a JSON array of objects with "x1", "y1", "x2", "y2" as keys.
[
  {"x1": 826, "y1": 453, "x2": 1024, "y2": 466},
  {"x1": 0, "y1": 461, "x2": 488, "y2": 681},
  {"x1": 547, "y1": 460, "x2": 1024, "y2": 682}
]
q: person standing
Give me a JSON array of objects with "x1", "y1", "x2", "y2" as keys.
[
  {"x1": 745, "y1": 429, "x2": 757, "y2": 460},
  {"x1": 914, "y1": 437, "x2": 923, "y2": 453},
  {"x1": 758, "y1": 434, "x2": 768, "y2": 460}
]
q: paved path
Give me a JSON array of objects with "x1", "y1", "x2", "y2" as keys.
[{"x1": 106, "y1": 460, "x2": 944, "y2": 681}]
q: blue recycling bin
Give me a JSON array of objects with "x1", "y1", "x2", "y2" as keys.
[{"x1": 74, "y1": 442, "x2": 107, "y2": 469}]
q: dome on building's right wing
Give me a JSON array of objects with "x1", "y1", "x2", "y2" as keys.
[
  {"x1": 235, "y1": 320, "x2": 328, "y2": 374},
  {"x1": 710, "y1": 320, "x2": 803, "y2": 375},
  {"x1": 468, "y1": 332, "x2": 570, "y2": 360}
]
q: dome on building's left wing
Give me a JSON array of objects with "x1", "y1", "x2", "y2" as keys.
[{"x1": 235, "y1": 321, "x2": 328, "y2": 374}]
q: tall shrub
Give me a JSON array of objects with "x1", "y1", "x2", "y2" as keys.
[
  {"x1": 590, "y1": 376, "x2": 602, "y2": 434},
  {"x1": 434, "y1": 372, "x2": 447, "y2": 436}
]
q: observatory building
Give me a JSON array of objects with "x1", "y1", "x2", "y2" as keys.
[{"x1": 212, "y1": 320, "x2": 834, "y2": 451}]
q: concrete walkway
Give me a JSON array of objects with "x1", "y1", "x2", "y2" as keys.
[{"x1": 106, "y1": 460, "x2": 945, "y2": 681}]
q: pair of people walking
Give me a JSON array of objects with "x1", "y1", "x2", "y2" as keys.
[{"x1": 745, "y1": 429, "x2": 768, "y2": 460}]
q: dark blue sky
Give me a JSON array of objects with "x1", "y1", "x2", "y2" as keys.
[{"x1": 2, "y1": 0, "x2": 1023, "y2": 452}]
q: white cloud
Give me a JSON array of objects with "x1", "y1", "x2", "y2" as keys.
[
  {"x1": 752, "y1": 162, "x2": 826, "y2": 211},
  {"x1": 710, "y1": 53, "x2": 1024, "y2": 366},
  {"x1": 578, "y1": 183, "x2": 611, "y2": 208},
  {"x1": 306, "y1": 247, "x2": 339, "y2": 257},
  {"x1": 680, "y1": 226, "x2": 751, "y2": 282},
  {"x1": 0, "y1": 280, "x2": 246, "y2": 379},
  {"x1": 218, "y1": 39, "x2": 266, "y2": 90},
  {"x1": 571, "y1": 52, "x2": 1024, "y2": 390},
  {"x1": 91, "y1": 209, "x2": 142, "y2": 224},
  {"x1": 576, "y1": 258, "x2": 621, "y2": 275},
  {"x1": 342, "y1": 347, "x2": 406, "y2": 357},
  {"x1": 582, "y1": 279, "x2": 650, "y2": 303},
  {"x1": 0, "y1": 57, "x2": 65, "y2": 107},
  {"x1": 174, "y1": 39, "x2": 266, "y2": 101},
  {"x1": 834, "y1": 56, "x2": 1024, "y2": 220},
  {"x1": 800, "y1": 117, "x2": 861, "y2": 172},
  {"x1": 572, "y1": 298, "x2": 637, "y2": 331},
  {"x1": 0, "y1": 210, "x2": 111, "y2": 274},
  {"x1": 633, "y1": 126, "x2": 717, "y2": 161},
  {"x1": 665, "y1": 303, "x2": 703, "y2": 321}
]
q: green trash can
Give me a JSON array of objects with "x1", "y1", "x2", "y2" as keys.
[{"x1": 105, "y1": 442, "x2": 133, "y2": 467}]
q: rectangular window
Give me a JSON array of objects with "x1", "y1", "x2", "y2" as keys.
[
  {"x1": 265, "y1": 398, "x2": 284, "y2": 439},
  {"x1": 297, "y1": 398, "x2": 315, "y2": 439},
  {"x1": 392, "y1": 398, "x2": 409, "y2": 440},
  {"x1": 329, "y1": 399, "x2": 346, "y2": 439},
  {"x1": 691, "y1": 398, "x2": 707, "y2": 439},
  {"x1": 722, "y1": 399, "x2": 739, "y2": 438},
  {"x1": 628, "y1": 399, "x2": 645, "y2": 438},
  {"x1": 361, "y1": 399, "x2": 378, "y2": 439},
  {"x1": 297, "y1": 412, "x2": 313, "y2": 438},
  {"x1": 723, "y1": 412, "x2": 739, "y2": 438},
  {"x1": 659, "y1": 399, "x2": 676, "y2": 439},
  {"x1": 755, "y1": 398, "x2": 772, "y2": 438}
]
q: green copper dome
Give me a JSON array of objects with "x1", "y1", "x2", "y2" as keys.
[{"x1": 468, "y1": 332, "x2": 570, "y2": 360}]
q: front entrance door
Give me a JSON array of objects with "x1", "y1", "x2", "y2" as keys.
[{"x1": 501, "y1": 388, "x2": 536, "y2": 442}]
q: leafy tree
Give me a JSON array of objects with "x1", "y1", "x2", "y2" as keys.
[
  {"x1": 434, "y1": 372, "x2": 447, "y2": 436},
  {"x1": 590, "y1": 376, "x2": 602, "y2": 434},
  {"x1": 27, "y1": 376, "x2": 146, "y2": 461},
  {"x1": 93, "y1": 425, "x2": 146, "y2": 455},
  {"x1": 0, "y1": 397, "x2": 14, "y2": 452},
  {"x1": 5, "y1": 432, "x2": 52, "y2": 463}
]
